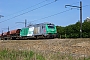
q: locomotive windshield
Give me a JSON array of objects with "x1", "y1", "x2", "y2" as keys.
[{"x1": 47, "y1": 24, "x2": 55, "y2": 29}]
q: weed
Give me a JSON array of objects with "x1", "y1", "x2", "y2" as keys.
[
  {"x1": 0, "y1": 49, "x2": 35, "y2": 60},
  {"x1": 36, "y1": 54, "x2": 45, "y2": 60}
]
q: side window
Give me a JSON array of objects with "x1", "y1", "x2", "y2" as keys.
[
  {"x1": 43, "y1": 26, "x2": 45, "y2": 28},
  {"x1": 42, "y1": 26, "x2": 45, "y2": 29},
  {"x1": 42, "y1": 26, "x2": 43, "y2": 29}
]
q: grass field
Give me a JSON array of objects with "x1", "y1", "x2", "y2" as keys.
[
  {"x1": 0, "y1": 38, "x2": 90, "y2": 60},
  {"x1": 0, "y1": 49, "x2": 45, "y2": 60}
]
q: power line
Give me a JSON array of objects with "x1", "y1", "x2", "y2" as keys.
[
  {"x1": 65, "y1": 1, "x2": 83, "y2": 38},
  {"x1": 1, "y1": 1, "x2": 79, "y2": 18},
  {"x1": 6, "y1": 4, "x2": 90, "y2": 29},
  {"x1": 28, "y1": 9, "x2": 72, "y2": 24},
  {"x1": 5, "y1": 0, "x2": 47, "y2": 17},
  {"x1": 28, "y1": 4, "x2": 90, "y2": 24},
  {"x1": 16, "y1": 19, "x2": 27, "y2": 27},
  {"x1": 0, "y1": 0, "x2": 57, "y2": 23},
  {"x1": 7, "y1": 9, "x2": 72, "y2": 30},
  {"x1": 1, "y1": 1, "x2": 90, "y2": 30}
]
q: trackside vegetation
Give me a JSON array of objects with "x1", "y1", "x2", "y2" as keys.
[
  {"x1": 56, "y1": 21, "x2": 90, "y2": 38},
  {"x1": 0, "y1": 49, "x2": 45, "y2": 60},
  {"x1": 0, "y1": 49, "x2": 90, "y2": 60}
]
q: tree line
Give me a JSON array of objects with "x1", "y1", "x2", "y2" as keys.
[{"x1": 56, "y1": 20, "x2": 90, "y2": 38}]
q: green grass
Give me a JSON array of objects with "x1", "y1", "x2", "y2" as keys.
[
  {"x1": 84, "y1": 57, "x2": 90, "y2": 60},
  {"x1": 36, "y1": 54, "x2": 45, "y2": 60},
  {"x1": 0, "y1": 49, "x2": 45, "y2": 60},
  {"x1": 0, "y1": 49, "x2": 90, "y2": 60}
]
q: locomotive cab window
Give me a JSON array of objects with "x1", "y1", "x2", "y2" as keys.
[{"x1": 47, "y1": 24, "x2": 55, "y2": 29}]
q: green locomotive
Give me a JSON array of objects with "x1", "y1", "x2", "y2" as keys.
[{"x1": 20, "y1": 22, "x2": 57, "y2": 39}]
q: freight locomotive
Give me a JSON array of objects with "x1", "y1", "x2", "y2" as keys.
[{"x1": 0, "y1": 22, "x2": 57, "y2": 40}]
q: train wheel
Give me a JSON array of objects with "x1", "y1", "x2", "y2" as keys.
[{"x1": 36, "y1": 36, "x2": 39, "y2": 39}]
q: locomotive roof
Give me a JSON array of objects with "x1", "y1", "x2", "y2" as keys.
[
  {"x1": 27, "y1": 22, "x2": 54, "y2": 27},
  {"x1": 34, "y1": 22, "x2": 54, "y2": 26}
]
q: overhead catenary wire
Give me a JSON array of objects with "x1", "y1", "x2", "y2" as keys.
[
  {"x1": 7, "y1": 4, "x2": 90, "y2": 30},
  {"x1": 0, "y1": 0, "x2": 57, "y2": 23},
  {"x1": 5, "y1": 0, "x2": 47, "y2": 17},
  {"x1": 9, "y1": 9, "x2": 72, "y2": 30},
  {"x1": 1, "y1": 9, "x2": 71, "y2": 32},
  {"x1": 4, "y1": 1, "x2": 79, "y2": 18},
  {"x1": 1, "y1": 1, "x2": 90, "y2": 32},
  {"x1": 0, "y1": 1, "x2": 81, "y2": 24},
  {"x1": 0, "y1": 24, "x2": 21, "y2": 33},
  {"x1": 28, "y1": 4, "x2": 90, "y2": 25},
  {"x1": 28, "y1": 9, "x2": 72, "y2": 23}
]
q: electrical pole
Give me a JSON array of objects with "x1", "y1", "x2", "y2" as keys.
[
  {"x1": 2, "y1": 26, "x2": 9, "y2": 32},
  {"x1": 25, "y1": 19, "x2": 27, "y2": 27},
  {"x1": 0, "y1": 15, "x2": 4, "y2": 37},
  {"x1": 2, "y1": 30, "x2": 3, "y2": 40},
  {"x1": 2, "y1": 30, "x2": 3, "y2": 36},
  {"x1": 8, "y1": 26, "x2": 9, "y2": 32},
  {"x1": 80, "y1": 1, "x2": 82, "y2": 38},
  {"x1": 2, "y1": 26, "x2": 10, "y2": 40},
  {"x1": 16, "y1": 19, "x2": 27, "y2": 27},
  {"x1": 7, "y1": 26, "x2": 10, "y2": 40},
  {"x1": 65, "y1": 1, "x2": 82, "y2": 38}
]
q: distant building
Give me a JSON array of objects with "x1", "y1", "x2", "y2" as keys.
[{"x1": 84, "y1": 17, "x2": 90, "y2": 22}]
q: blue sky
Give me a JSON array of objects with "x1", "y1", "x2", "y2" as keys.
[{"x1": 0, "y1": 0, "x2": 90, "y2": 32}]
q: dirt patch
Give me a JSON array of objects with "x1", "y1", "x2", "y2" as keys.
[{"x1": 72, "y1": 42, "x2": 90, "y2": 47}]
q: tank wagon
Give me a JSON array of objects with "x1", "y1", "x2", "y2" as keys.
[{"x1": 0, "y1": 23, "x2": 57, "y2": 40}]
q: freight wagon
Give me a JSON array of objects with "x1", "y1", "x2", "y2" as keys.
[
  {"x1": 0, "y1": 29, "x2": 21, "y2": 40},
  {"x1": 0, "y1": 23, "x2": 57, "y2": 40},
  {"x1": 9, "y1": 29, "x2": 21, "y2": 39}
]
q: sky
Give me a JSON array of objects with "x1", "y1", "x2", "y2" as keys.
[{"x1": 0, "y1": 0, "x2": 90, "y2": 32}]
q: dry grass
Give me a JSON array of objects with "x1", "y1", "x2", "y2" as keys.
[{"x1": 0, "y1": 38, "x2": 90, "y2": 60}]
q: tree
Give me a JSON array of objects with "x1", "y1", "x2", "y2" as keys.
[
  {"x1": 82, "y1": 21, "x2": 90, "y2": 38},
  {"x1": 56, "y1": 21, "x2": 90, "y2": 38}
]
